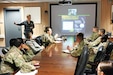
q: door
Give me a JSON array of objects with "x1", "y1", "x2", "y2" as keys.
[{"x1": 4, "y1": 8, "x2": 22, "y2": 47}]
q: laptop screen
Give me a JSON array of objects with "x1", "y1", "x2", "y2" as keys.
[{"x1": 62, "y1": 36, "x2": 75, "y2": 50}]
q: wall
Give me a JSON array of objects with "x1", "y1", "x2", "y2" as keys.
[
  {"x1": 101, "y1": 0, "x2": 113, "y2": 33},
  {"x1": 0, "y1": 0, "x2": 113, "y2": 47},
  {"x1": 0, "y1": 2, "x2": 49, "y2": 47}
]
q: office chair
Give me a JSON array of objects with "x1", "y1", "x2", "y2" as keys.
[
  {"x1": 35, "y1": 36, "x2": 43, "y2": 46},
  {"x1": 0, "y1": 57, "x2": 11, "y2": 75},
  {"x1": 2, "y1": 47, "x2": 9, "y2": 55},
  {"x1": 35, "y1": 35, "x2": 49, "y2": 48},
  {"x1": 74, "y1": 45, "x2": 89, "y2": 75},
  {"x1": 85, "y1": 46, "x2": 105, "y2": 75},
  {"x1": 103, "y1": 41, "x2": 113, "y2": 60}
]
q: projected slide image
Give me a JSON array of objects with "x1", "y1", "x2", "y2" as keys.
[
  {"x1": 50, "y1": 3, "x2": 96, "y2": 36},
  {"x1": 74, "y1": 17, "x2": 85, "y2": 33},
  {"x1": 60, "y1": 9, "x2": 87, "y2": 33},
  {"x1": 68, "y1": 9, "x2": 77, "y2": 16},
  {"x1": 62, "y1": 15, "x2": 86, "y2": 33},
  {"x1": 62, "y1": 21, "x2": 74, "y2": 31}
]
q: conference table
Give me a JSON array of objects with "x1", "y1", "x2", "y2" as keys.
[{"x1": 33, "y1": 39, "x2": 78, "y2": 75}]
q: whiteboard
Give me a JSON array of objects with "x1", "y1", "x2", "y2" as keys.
[{"x1": 24, "y1": 7, "x2": 41, "y2": 23}]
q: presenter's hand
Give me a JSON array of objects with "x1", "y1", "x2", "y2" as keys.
[{"x1": 14, "y1": 22, "x2": 16, "y2": 25}]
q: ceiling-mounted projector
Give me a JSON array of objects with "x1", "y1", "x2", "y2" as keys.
[{"x1": 59, "y1": 0, "x2": 72, "y2": 5}]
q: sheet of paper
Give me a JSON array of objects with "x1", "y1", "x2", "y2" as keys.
[
  {"x1": 62, "y1": 49, "x2": 70, "y2": 54},
  {"x1": 15, "y1": 70, "x2": 38, "y2": 75}
]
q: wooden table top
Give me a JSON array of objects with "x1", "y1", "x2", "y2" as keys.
[{"x1": 33, "y1": 42, "x2": 77, "y2": 75}]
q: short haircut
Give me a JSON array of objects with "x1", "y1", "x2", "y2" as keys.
[
  {"x1": 99, "y1": 29, "x2": 106, "y2": 34},
  {"x1": 100, "y1": 61, "x2": 113, "y2": 75},
  {"x1": 26, "y1": 32, "x2": 32, "y2": 39},
  {"x1": 101, "y1": 35, "x2": 108, "y2": 42},
  {"x1": 93, "y1": 26, "x2": 98, "y2": 31},
  {"x1": 13, "y1": 38, "x2": 22, "y2": 47},
  {"x1": 76, "y1": 33, "x2": 84, "y2": 40},
  {"x1": 9, "y1": 38, "x2": 17, "y2": 47},
  {"x1": 93, "y1": 26, "x2": 98, "y2": 28},
  {"x1": 17, "y1": 38, "x2": 24, "y2": 44}
]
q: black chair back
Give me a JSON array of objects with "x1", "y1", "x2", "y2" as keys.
[
  {"x1": 2, "y1": 47, "x2": 9, "y2": 55},
  {"x1": 85, "y1": 46, "x2": 106, "y2": 75},
  {"x1": 74, "y1": 45, "x2": 89, "y2": 75},
  {"x1": 35, "y1": 36, "x2": 43, "y2": 46},
  {"x1": 0, "y1": 56, "x2": 1, "y2": 63},
  {"x1": 104, "y1": 41, "x2": 113, "y2": 60},
  {"x1": 94, "y1": 46, "x2": 105, "y2": 63}
]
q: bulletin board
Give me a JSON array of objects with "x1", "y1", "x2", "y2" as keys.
[{"x1": 24, "y1": 7, "x2": 41, "y2": 23}]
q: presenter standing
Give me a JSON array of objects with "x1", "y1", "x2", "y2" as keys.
[{"x1": 14, "y1": 14, "x2": 35, "y2": 39}]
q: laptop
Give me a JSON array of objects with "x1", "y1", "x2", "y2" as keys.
[{"x1": 62, "y1": 36, "x2": 74, "y2": 54}]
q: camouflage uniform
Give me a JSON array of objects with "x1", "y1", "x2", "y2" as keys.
[
  {"x1": 2, "y1": 46, "x2": 35, "y2": 62},
  {"x1": 85, "y1": 36, "x2": 101, "y2": 48},
  {"x1": 87, "y1": 32, "x2": 99, "y2": 42},
  {"x1": 93, "y1": 42, "x2": 108, "y2": 54},
  {"x1": 70, "y1": 40, "x2": 85, "y2": 57},
  {"x1": 22, "y1": 49, "x2": 35, "y2": 62},
  {"x1": 88, "y1": 42, "x2": 108, "y2": 62},
  {"x1": 41, "y1": 33, "x2": 55, "y2": 47},
  {"x1": 0, "y1": 46, "x2": 36, "y2": 74}
]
